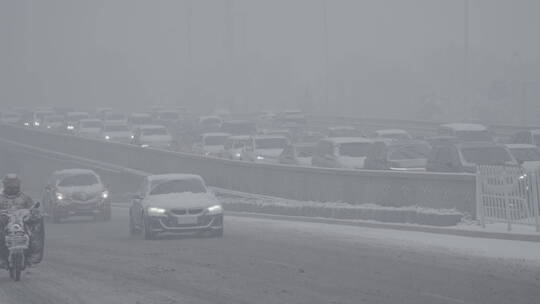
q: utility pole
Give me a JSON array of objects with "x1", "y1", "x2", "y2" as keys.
[
  {"x1": 463, "y1": 0, "x2": 469, "y2": 109},
  {"x1": 322, "y1": 0, "x2": 329, "y2": 113}
]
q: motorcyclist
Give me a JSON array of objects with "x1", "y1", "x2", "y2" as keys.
[{"x1": 0, "y1": 174, "x2": 44, "y2": 268}]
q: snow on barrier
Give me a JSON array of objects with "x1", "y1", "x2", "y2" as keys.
[
  {"x1": 0, "y1": 124, "x2": 476, "y2": 215},
  {"x1": 476, "y1": 165, "x2": 540, "y2": 231}
]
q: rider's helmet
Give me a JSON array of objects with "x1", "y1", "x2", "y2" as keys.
[{"x1": 2, "y1": 174, "x2": 21, "y2": 197}]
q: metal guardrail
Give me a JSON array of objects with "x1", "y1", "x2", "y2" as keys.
[
  {"x1": 0, "y1": 124, "x2": 476, "y2": 216},
  {"x1": 477, "y1": 165, "x2": 540, "y2": 231}
]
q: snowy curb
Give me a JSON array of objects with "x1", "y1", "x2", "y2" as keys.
[
  {"x1": 111, "y1": 203, "x2": 540, "y2": 242},
  {"x1": 220, "y1": 200, "x2": 463, "y2": 226}
]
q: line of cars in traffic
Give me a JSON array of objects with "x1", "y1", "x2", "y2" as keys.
[
  {"x1": 38, "y1": 168, "x2": 224, "y2": 239},
  {"x1": 3, "y1": 107, "x2": 540, "y2": 174}
]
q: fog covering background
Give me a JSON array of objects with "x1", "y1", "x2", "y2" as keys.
[{"x1": 1, "y1": 0, "x2": 539, "y2": 124}]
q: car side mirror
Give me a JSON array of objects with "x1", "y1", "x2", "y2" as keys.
[{"x1": 33, "y1": 202, "x2": 40, "y2": 209}]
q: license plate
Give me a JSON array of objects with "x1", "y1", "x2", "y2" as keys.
[{"x1": 177, "y1": 216, "x2": 198, "y2": 225}]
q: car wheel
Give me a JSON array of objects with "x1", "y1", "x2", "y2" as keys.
[
  {"x1": 51, "y1": 206, "x2": 62, "y2": 223},
  {"x1": 141, "y1": 215, "x2": 155, "y2": 240},
  {"x1": 212, "y1": 227, "x2": 224, "y2": 238},
  {"x1": 96, "y1": 204, "x2": 111, "y2": 222}
]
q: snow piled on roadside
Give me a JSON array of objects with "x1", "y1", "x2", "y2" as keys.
[{"x1": 218, "y1": 194, "x2": 462, "y2": 216}]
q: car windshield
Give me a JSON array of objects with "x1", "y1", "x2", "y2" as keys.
[
  {"x1": 45, "y1": 116, "x2": 63, "y2": 123},
  {"x1": 58, "y1": 174, "x2": 99, "y2": 187},
  {"x1": 456, "y1": 130, "x2": 493, "y2": 142},
  {"x1": 255, "y1": 138, "x2": 288, "y2": 149},
  {"x1": 131, "y1": 116, "x2": 152, "y2": 125},
  {"x1": 149, "y1": 179, "x2": 206, "y2": 195},
  {"x1": 201, "y1": 117, "x2": 221, "y2": 125},
  {"x1": 461, "y1": 146, "x2": 512, "y2": 165},
  {"x1": 68, "y1": 114, "x2": 89, "y2": 121},
  {"x1": 339, "y1": 142, "x2": 372, "y2": 157},
  {"x1": 233, "y1": 139, "x2": 251, "y2": 148},
  {"x1": 142, "y1": 128, "x2": 168, "y2": 136},
  {"x1": 159, "y1": 112, "x2": 179, "y2": 120},
  {"x1": 81, "y1": 121, "x2": 102, "y2": 128},
  {"x1": 329, "y1": 128, "x2": 362, "y2": 137},
  {"x1": 105, "y1": 125, "x2": 129, "y2": 132},
  {"x1": 204, "y1": 135, "x2": 228, "y2": 146},
  {"x1": 534, "y1": 135, "x2": 540, "y2": 147},
  {"x1": 221, "y1": 122, "x2": 257, "y2": 135},
  {"x1": 388, "y1": 143, "x2": 431, "y2": 160},
  {"x1": 106, "y1": 114, "x2": 125, "y2": 120},
  {"x1": 380, "y1": 133, "x2": 410, "y2": 140},
  {"x1": 510, "y1": 147, "x2": 540, "y2": 162}
]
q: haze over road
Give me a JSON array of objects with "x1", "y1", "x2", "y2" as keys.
[{"x1": 1, "y1": 206, "x2": 538, "y2": 304}]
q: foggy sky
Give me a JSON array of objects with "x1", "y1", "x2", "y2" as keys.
[{"x1": 1, "y1": 0, "x2": 539, "y2": 123}]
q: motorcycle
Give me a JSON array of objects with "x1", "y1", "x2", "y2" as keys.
[{"x1": 0, "y1": 202, "x2": 41, "y2": 281}]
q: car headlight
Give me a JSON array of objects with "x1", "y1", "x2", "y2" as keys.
[
  {"x1": 235, "y1": 152, "x2": 242, "y2": 158},
  {"x1": 206, "y1": 205, "x2": 223, "y2": 215},
  {"x1": 24, "y1": 122, "x2": 30, "y2": 126},
  {"x1": 141, "y1": 144, "x2": 149, "y2": 148},
  {"x1": 519, "y1": 174, "x2": 527, "y2": 180},
  {"x1": 46, "y1": 125, "x2": 51, "y2": 129},
  {"x1": 56, "y1": 192, "x2": 64, "y2": 200},
  {"x1": 130, "y1": 135, "x2": 135, "y2": 139},
  {"x1": 101, "y1": 190, "x2": 109, "y2": 199},
  {"x1": 67, "y1": 125, "x2": 75, "y2": 130},
  {"x1": 105, "y1": 135, "x2": 111, "y2": 140},
  {"x1": 256, "y1": 155, "x2": 265, "y2": 160},
  {"x1": 34, "y1": 121, "x2": 40, "y2": 127},
  {"x1": 147, "y1": 207, "x2": 166, "y2": 216}
]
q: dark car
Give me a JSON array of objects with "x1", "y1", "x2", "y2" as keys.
[
  {"x1": 364, "y1": 140, "x2": 432, "y2": 171},
  {"x1": 42, "y1": 169, "x2": 111, "y2": 222},
  {"x1": 426, "y1": 142, "x2": 517, "y2": 173}
]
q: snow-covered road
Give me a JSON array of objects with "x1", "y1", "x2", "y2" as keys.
[{"x1": 0, "y1": 207, "x2": 539, "y2": 304}]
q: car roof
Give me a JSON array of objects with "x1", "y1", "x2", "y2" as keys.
[
  {"x1": 104, "y1": 121, "x2": 129, "y2": 126},
  {"x1": 228, "y1": 135, "x2": 252, "y2": 140},
  {"x1": 322, "y1": 137, "x2": 373, "y2": 144},
  {"x1": 440, "y1": 123, "x2": 488, "y2": 131},
  {"x1": 53, "y1": 168, "x2": 97, "y2": 177},
  {"x1": 375, "y1": 129, "x2": 409, "y2": 134},
  {"x1": 137, "y1": 124, "x2": 167, "y2": 130},
  {"x1": 506, "y1": 143, "x2": 539, "y2": 149},
  {"x1": 67, "y1": 111, "x2": 89, "y2": 116},
  {"x1": 328, "y1": 126, "x2": 357, "y2": 130},
  {"x1": 79, "y1": 118, "x2": 102, "y2": 123},
  {"x1": 254, "y1": 135, "x2": 289, "y2": 140},
  {"x1": 222, "y1": 119, "x2": 255, "y2": 124},
  {"x1": 202, "y1": 132, "x2": 231, "y2": 137},
  {"x1": 146, "y1": 174, "x2": 204, "y2": 184},
  {"x1": 455, "y1": 141, "x2": 505, "y2": 148},
  {"x1": 131, "y1": 113, "x2": 151, "y2": 117}
]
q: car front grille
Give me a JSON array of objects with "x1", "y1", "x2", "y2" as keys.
[{"x1": 170, "y1": 208, "x2": 204, "y2": 215}]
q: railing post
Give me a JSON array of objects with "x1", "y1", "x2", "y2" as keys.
[
  {"x1": 476, "y1": 166, "x2": 485, "y2": 228},
  {"x1": 532, "y1": 172, "x2": 540, "y2": 232}
]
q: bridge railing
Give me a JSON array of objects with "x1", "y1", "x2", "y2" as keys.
[{"x1": 0, "y1": 124, "x2": 476, "y2": 216}]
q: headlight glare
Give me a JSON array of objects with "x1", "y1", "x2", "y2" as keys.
[
  {"x1": 105, "y1": 135, "x2": 111, "y2": 140},
  {"x1": 256, "y1": 155, "x2": 265, "y2": 160},
  {"x1": 56, "y1": 192, "x2": 64, "y2": 200},
  {"x1": 207, "y1": 205, "x2": 223, "y2": 215},
  {"x1": 102, "y1": 190, "x2": 109, "y2": 199},
  {"x1": 148, "y1": 207, "x2": 166, "y2": 215}
]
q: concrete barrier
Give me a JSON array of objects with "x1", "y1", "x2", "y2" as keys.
[{"x1": 0, "y1": 124, "x2": 476, "y2": 215}]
